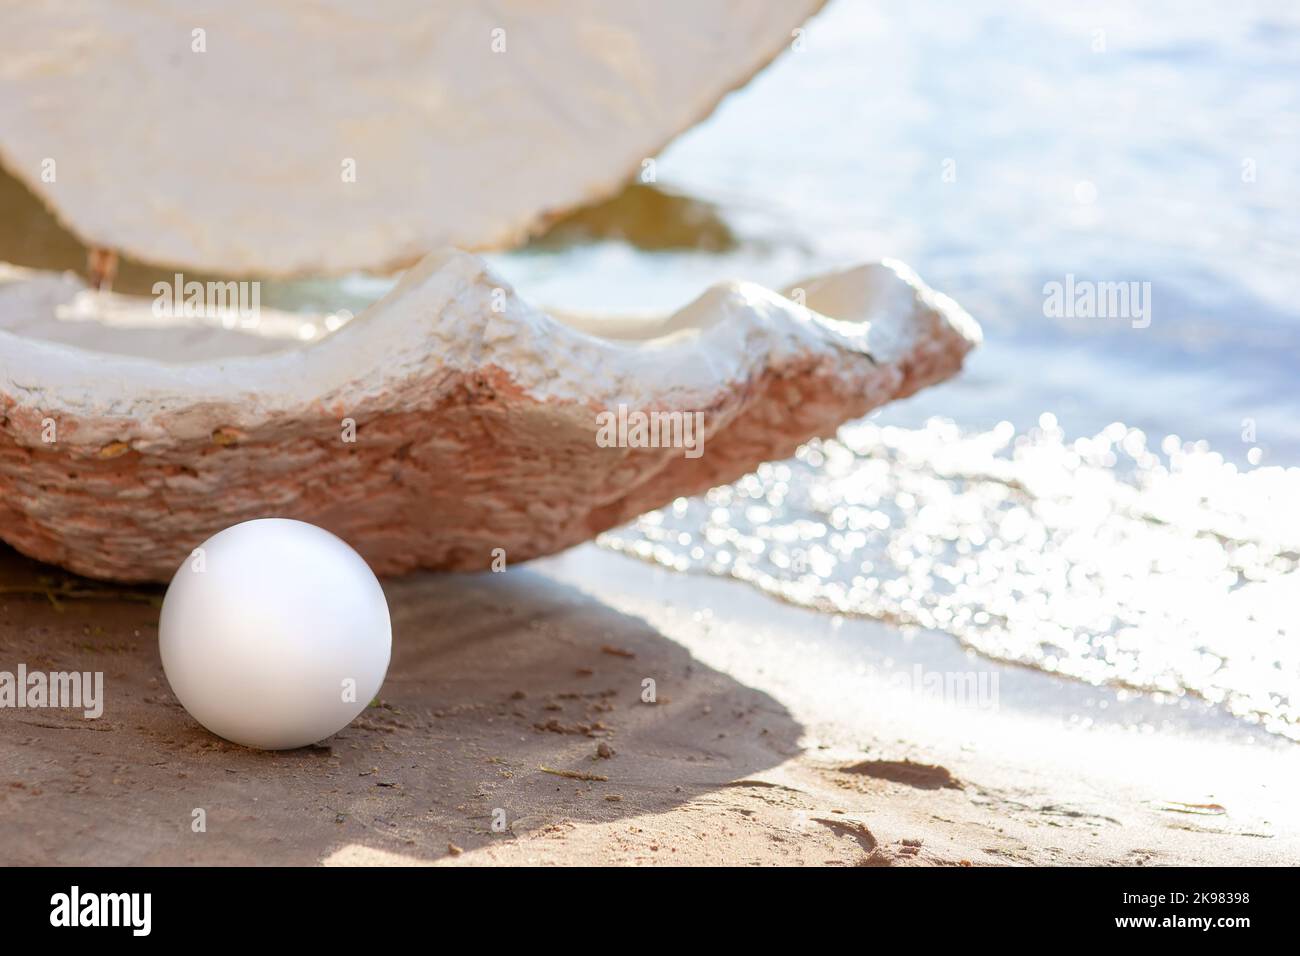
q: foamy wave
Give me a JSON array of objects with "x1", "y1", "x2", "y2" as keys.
[{"x1": 599, "y1": 417, "x2": 1300, "y2": 740}]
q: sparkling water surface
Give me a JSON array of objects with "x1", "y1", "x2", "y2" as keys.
[{"x1": 597, "y1": 418, "x2": 1300, "y2": 739}]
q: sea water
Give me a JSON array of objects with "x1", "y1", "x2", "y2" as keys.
[{"x1": 597, "y1": 417, "x2": 1300, "y2": 740}]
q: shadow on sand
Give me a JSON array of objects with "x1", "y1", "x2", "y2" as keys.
[{"x1": 0, "y1": 545, "x2": 802, "y2": 864}]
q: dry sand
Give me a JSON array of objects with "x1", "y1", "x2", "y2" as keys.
[{"x1": 1, "y1": 542, "x2": 1295, "y2": 866}]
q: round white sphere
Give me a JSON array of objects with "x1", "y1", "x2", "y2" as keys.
[{"x1": 159, "y1": 518, "x2": 391, "y2": 750}]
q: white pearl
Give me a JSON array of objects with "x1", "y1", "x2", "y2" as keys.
[{"x1": 159, "y1": 518, "x2": 391, "y2": 749}]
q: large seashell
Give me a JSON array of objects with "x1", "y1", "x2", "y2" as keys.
[{"x1": 0, "y1": 250, "x2": 979, "y2": 581}]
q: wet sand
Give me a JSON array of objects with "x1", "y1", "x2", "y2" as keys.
[{"x1": 0, "y1": 542, "x2": 1295, "y2": 866}]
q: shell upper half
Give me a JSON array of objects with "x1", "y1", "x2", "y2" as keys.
[{"x1": 0, "y1": 0, "x2": 824, "y2": 276}]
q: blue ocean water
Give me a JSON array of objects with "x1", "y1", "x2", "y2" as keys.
[{"x1": 497, "y1": 0, "x2": 1300, "y2": 461}]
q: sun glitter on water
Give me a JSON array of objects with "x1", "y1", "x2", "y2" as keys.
[{"x1": 599, "y1": 417, "x2": 1300, "y2": 740}]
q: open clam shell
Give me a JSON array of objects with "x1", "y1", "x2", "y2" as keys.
[{"x1": 0, "y1": 251, "x2": 979, "y2": 581}]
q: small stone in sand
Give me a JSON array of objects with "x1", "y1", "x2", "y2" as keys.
[{"x1": 596, "y1": 742, "x2": 615, "y2": 759}]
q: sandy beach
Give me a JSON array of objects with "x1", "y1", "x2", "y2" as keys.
[{"x1": 2, "y1": 541, "x2": 1293, "y2": 867}]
